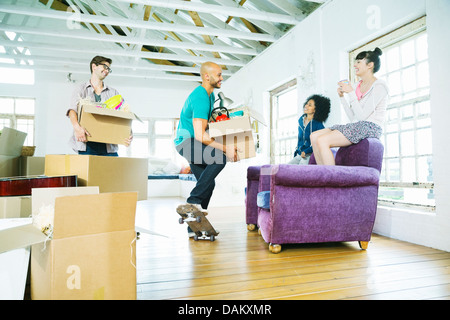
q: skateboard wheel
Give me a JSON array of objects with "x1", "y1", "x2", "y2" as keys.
[
  {"x1": 210, "y1": 235, "x2": 215, "y2": 242},
  {"x1": 178, "y1": 218, "x2": 184, "y2": 224},
  {"x1": 194, "y1": 235, "x2": 199, "y2": 241}
]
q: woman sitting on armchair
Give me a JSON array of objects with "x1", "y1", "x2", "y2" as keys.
[{"x1": 311, "y1": 47, "x2": 389, "y2": 165}]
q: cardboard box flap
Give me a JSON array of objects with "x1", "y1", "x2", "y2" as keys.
[
  {"x1": 209, "y1": 116, "x2": 252, "y2": 138},
  {"x1": 0, "y1": 127, "x2": 27, "y2": 156},
  {"x1": 246, "y1": 107, "x2": 266, "y2": 126},
  {"x1": 52, "y1": 192, "x2": 137, "y2": 239},
  {"x1": 81, "y1": 104, "x2": 139, "y2": 121},
  {"x1": 0, "y1": 219, "x2": 47, "y2": 254}
]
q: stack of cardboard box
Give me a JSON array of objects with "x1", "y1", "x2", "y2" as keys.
[{"x1": 0, "y1": 108, "x2": 147, "y2": 300}]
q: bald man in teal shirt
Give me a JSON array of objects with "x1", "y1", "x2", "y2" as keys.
[{"x1": 174, "y1": 62, "x2": 237, "y2": 237}]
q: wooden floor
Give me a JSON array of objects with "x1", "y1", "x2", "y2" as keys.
[{"x1": 135, "y1": 197, "x2": 450, "y2": 300}]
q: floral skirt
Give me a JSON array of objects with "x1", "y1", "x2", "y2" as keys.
[{"x1": 330, "y1": 121, "x2": 382, "y2": 144}]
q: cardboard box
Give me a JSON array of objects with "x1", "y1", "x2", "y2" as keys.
[
  {"x1": 0, "y1": 218, "x2": 32, "y2": 300},
  {"x1": 29, "y1": 188, "x2": 137, "y2": 300},
  {"x1": 44, "y1": 154, "x2": 148, "y2": 200},
  {"x1": 0, "y1": 155, "x2": 21, "y2": 177},
  {"x1": 78, "y1": 104, "x2": 141, "y2": 145},
  {"x1": 209, "y1": 115, "x2": 256, "y2": 160},
  {"x1": 0, "y1": 127, "x2": 27, "y2": 177},
  {"x1": 0, "y1": 127, "x2": 27, "y2": 157},
  {"x1": 20, "y1": 156, "x2": 45, "y2": 176},
  {"x1": 0, "y1": 196, "x2": 31, "y2": 219}
]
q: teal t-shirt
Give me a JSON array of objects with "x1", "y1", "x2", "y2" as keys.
[{"x1": 174, "y1": 86, "x2": 215, "y2": 146}]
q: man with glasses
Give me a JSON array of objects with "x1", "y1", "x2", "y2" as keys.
[{"x1": 66, "y1": 55, "x2": 132, "y2": 156}]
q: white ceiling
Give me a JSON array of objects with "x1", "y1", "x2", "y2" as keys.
[{"x1": 0, "y1": 0, "x2": 324, "y2": 83}]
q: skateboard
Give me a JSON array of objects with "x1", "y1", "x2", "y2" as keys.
[{"x1": 177, "y1": 204, "x2": 219, "y2": 241}]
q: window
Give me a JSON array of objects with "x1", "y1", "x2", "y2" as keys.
[
  {"x1": 349, "y1": 17, "x2": 434, "y2": 210},
  {"x1": 119, "y1": 118, "x2": 186, "y2": 164},
  {"x1": 0, "y1": 97, "x2": 35, "y2": 146},
  {"x1": 270, "y1": 79, "x2": 298, "y2": 164}
]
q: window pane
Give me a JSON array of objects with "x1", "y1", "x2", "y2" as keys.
[
  {"x1": 386, "y1": 47, "x2": 400, "y2": 72},
  {"x1": 15, "y1": 98, "x2": 35, "y2": 115},
  {"x1": 402, "y1": 66, "x2": 417, "y2": 92},
  {"x1": 401, "y1": 40, "x2": 415, "y2": 67},
  {"x1": 400, "y1": 131, "x2": 415, "y2": 156},
  {"x1": 155, "y1": 138, "x2": 173, "y2": 158},
  {"x1": 417, "y1": 61, "x2": 429, "y2": 88},
  {"x1": 387, "y1": 158, "x2": 400, "y2": 181},
  {"x1": 0, "y1": 118, "x2": 11, "y2": 130},
  {"x1": 386, "y1": 133, "x2": 399, "y2": 157},
  {"x1": 417, "y1": 156, "x2": 433, "y2": 182},
  {"x1": 0, "y1": 97, "x2": 14, "y2": 113},
  {"x1": 132, "y1": 119, "x2": 148, "y2": 134},
  {"x1": 277, "y1": 89, "x2": 297, "y2": 118},
  {"x1": 130, "y1": 137, "x2": 149, "y2": 158},
  {"x1": 416, "y1": 128, "x2": 432, "y2": 155},
  {"x1": 416, "y1": 33, "x2": 428, "y2": 61},
  {"x1": 387, "y1": 71, "x2": 401, "y2": 96},
  {"x1": 401, "y1": 157, "x2": 415, "y2": 182},
  {"x1": 16, "y1": 118, "x2": 34, "y2": 145},
  {"x1": 154, "y1": 120, "x2": 173, "y2": 135}
]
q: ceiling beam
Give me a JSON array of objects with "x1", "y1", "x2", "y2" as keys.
[
  {"x1": 0, "y1": 62, "x2": 202, "y2": 82},
  {"x1": 0, "y1": 24, "x2": 258, "y2": 57},
  {"x1": 0, "y1": 4, "x2": 278, "y2": 42},
  {"x1": 112, "y1": 0, "x2": 301, "y2": 24},
  {"x1": 0, "y1": 51, "x2": 233, "y2": 76},
  {"x1": 0, "y1": 38, "x2": 247, "y2": 67}
]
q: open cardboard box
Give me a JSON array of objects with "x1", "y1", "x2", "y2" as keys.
[
  {"x1": 208, "y1": 106, "x2": 266, "y2": 161},
  {"x1": 78, "y1": 103, "x2": 142, "y2": 146},
  {"x1": 0, "y1": 127, "x2": 27, "y2": 177},
  {"x1": 44, "y1": 154, "x2": 148, "y2": 200},
  {"x1": 0, "y1": 187, "x2": 138, "y2": 300}
]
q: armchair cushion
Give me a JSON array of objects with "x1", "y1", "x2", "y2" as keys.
[
  {"x1": 257, "y1": 191, "x2": 270, "y2": 209},
  {"x1": 271, "y1": 164, "x2": 380, "y2": 188}
]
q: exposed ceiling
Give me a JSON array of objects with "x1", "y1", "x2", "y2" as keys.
[{"x1": 0, "y1": 0, "x2": 325, "y2": 83}]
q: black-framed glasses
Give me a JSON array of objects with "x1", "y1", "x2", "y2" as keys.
[{"x1": 98, "y1": 63, "x2": 112, "y2": 73}]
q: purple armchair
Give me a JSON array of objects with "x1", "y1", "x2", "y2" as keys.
[{"x1": 245, "y1": 138, "x2": 384, "y2": 253}]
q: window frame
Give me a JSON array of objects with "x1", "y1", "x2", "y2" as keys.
[
  {"x1": 349, "y1": 16, "x2": 434, "y2": 211},
  {"x1": 269, "y1": 78, "x2": 298, "y2": 164},
  {"x1": 0, "y1": 96, "x2": 35, "y2": 146}
]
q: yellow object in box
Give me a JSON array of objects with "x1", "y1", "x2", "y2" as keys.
[{"x1": 44, "y1": 155, "x2": 148, "y2": 201}]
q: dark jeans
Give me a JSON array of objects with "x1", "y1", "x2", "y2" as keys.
[
  {"x1": 78, "y1": 141, "x2": 118, "y2": 156},
  {"x1": 176, "y1": 138, "x2": 227, "y2": 209}
]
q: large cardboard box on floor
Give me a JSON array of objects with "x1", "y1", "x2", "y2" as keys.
[
  {"x1": 30, "y1": 187, "x2": 137, "y2": 300},
  {"x1": 44, "y1": 154, "x2": 148, "y2": 200},
  {"x1": 0, "y1": 127, "x2": 27, "y2": 177},
  {"x1": 78, "y1": 103, "x2": 141, "y2": 145},
  {"x1": 208, "y1": 107, "x2": 265, "y2": 160}
]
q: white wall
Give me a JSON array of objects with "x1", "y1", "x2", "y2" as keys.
[
  {"x1": 221, "y1": 0, "x2": 450, "y2": 252},
  {"x1": 0, "y1": 71, "x2": 196, "y2": 156}
]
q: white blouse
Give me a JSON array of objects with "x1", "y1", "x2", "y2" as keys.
[{"x1": 339, "y1": 79, "x2": 389, "y2": 127}]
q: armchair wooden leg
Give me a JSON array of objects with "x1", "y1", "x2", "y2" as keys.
[
  {"x1": 269, "y1": 243, "x2": 282, "y2": 254},
  {"x1": 247, "y1": 224, "x2": 256, "y2": 231},
  {"x1": 359, "y1": 241, "x2": 369, "y2": 250}
]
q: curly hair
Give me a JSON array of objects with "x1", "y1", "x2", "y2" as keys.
[{"x1": 303, "y1": 94, "x2": 331, "y2": 123}]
